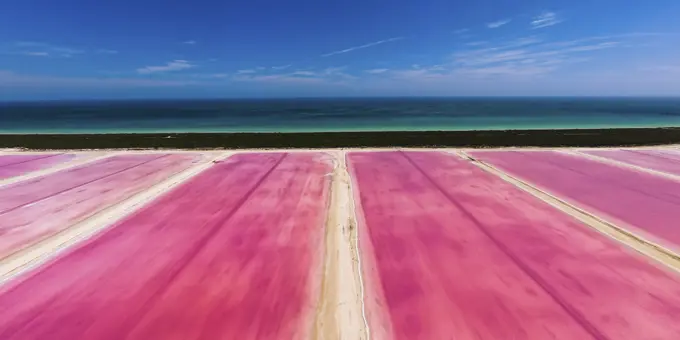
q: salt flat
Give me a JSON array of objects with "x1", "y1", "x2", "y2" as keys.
[{"x1": 1, "y1": 147, "x2": 680, "y2": 339}]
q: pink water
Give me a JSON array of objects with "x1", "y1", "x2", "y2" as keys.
[
  {"x1": 0, "y1": 152, "x2": 331, "y2": 340},
  {"x1": 0, "y1": 153, "x2": 202, "y2": 258},
  {"x1": 0, "y1": 154, "x2": 76, "y2": 180},
  {"x1": 471, "y1": 150, "x2": 680, "y2": 251}
]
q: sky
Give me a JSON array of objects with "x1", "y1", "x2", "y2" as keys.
[{"x1": 1, "y1": 0, "x2": 679, "y2": 100}]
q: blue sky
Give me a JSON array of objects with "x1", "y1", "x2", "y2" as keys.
[{"x1": 1, "y1": 0, "x2": 679, "y2": 100}]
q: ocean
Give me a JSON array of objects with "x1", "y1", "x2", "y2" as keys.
[{"x1": 1, "y1": 98, "x2": 680, "y2": 134}]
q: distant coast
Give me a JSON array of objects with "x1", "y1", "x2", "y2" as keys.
[{"x1": 2, "y1": 128, "x2": 680, "y2": 150}]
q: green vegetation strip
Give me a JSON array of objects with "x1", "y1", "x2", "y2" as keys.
[{"x1": 2, "y1": 128, "x2": 680, "y2": 149}]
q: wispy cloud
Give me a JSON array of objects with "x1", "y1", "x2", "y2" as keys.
[
  {"x1": 233, "y1": 74, "x2": 326, "y2": 84},
  {"x1": 229, "y1": 32, "x2": 629, "y2": 86},
  {"x1": 96, "y1": 49, "x2": 119, "y2": 54},
  {"x1": 231, "y1": 66, "x2": 354, "y2": 85},
  {"x1": 322, "y1": 66, "x2": 356, "y2": 80},
  {"x1": 321, "y1": 36, "x2": 404, "y2": 57},
  {"x1": 137, "y1": 60, "x2": 195, "y2": 74},
  {"x1": 451, "y1": 36, "x2": 543, "y2": 58},
  {"x1": 453, "y1": 28, "x2": 472, "y2": 39},
  {"x1": 193, "y1": 73, "x2": 231, "y2": 79},
  {"x1": 13, "y1": 42, "x2": 84, "y2": 58},
  {"x1": 14, "y1": 41, "x2": 43, "y2": 47},
  {"x1": 235, "y1": 67, "x2": 267, "y2": 73},
  {"x1": 452, "y1": 40, "x2": 619, "y2": 69},
  {"x1": 456, "y1": 65, "x2": 556, "y2": 77},
  {"x1": 462, "y1": 42, "x2": 614, "y2": 73},
  {"x1": 272, "y1": 64, "x2": 292, "y2": 70},
  {"x1": 543, "y1": 33, "x2": 672, "y2": 49},
  {"x1": 23, "y1": 52, "x2": 50, "y2": 57},
  {"x1": 532, "y1": 12, "x2": 562, "y2": 29},
  {"x1": 387, "y1": 68, "x2": 448, "y2": 80},
  {"x1": 0, "y1": 70, "x2": 195, "y2": 88},
  {"x1": 364, "y1": 33, "x2": 630, "y2": 84},
  {"x1": 455, "y1": 49, "x2": 531, "y2": 66},
  {"x1": 5, "y1": 42, "x2": 118, "y2": 58},
  {"x1": 182, "y1": 40, "x2": 197, "y2": 45},
  {"x1": 323, "y1": 66, "x2": 346, "y2": 74},
  {"x1": 290, "y1": 71, "x2": 316, "y2": 76},
  {"x1": 368, "y1": 63, "x2": 555, "y2": 84},
  {"x1": 487, "y1": 19, "x2": 511, "y2": 29},
  {"x1": 564, "y1": 41, "x2": 620, "y2": 52}
]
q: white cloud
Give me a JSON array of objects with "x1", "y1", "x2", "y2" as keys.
[
  {"x1": 14, "y1": 41, "x2": 52, "y2": 49},
  {"x1": 96, "y1": 49, "x2": 119, "y2": 54},
  {"x1": 369, "y1": 63, "x2": 554, "y2": 84},
  {"x1": 458, "y1": 49, "x2": 530, "y2": 66},
  {"x1": 456, "y1": 65, "x2": 555, "y2": 77},
  {"x1": 236, "y1": 67, "x2": 276, "y2": 74},
  {"x1": 544, "y1": 33, "x2": 672, "y2": 49},
  {"x1": 565, "y1": 41, "x2": 619, "y2": 52},
  {"x1": 194, "y1": 73, "x2": 231, "y2": 79},
  {"x1": 323, "y1": 67, "x2": 346, "y2": 74},
  {"x1": 513, "y1": 37, "x2": 543, "y2": 46},
  {"x1": 365, "y1": 34, "x2": 627, "y2": 84},
  {"x1": 388, "y1": 68, "x2": 448, "y2": 80},
  {"x1": 356, "y1": 34, "x2": 624, "y2": 84},
  {"x1": 137, "y1": 60, "x2": 195, "y2": 74},
  {"x1": 323, "y1": 67, "x2": 356, "y2": 79},
  {"x1": 13, "y1": 42, "x2": 84, "y2": 58},
  {"x1": 0, "y1": 70, "x2": 195, "y2": 87},
  {"x1": 453, "y1": 28, "x2": 472, "y2": 39},
  {"x1": 272, "y1": 64, "x2": 292, "y2": 70},
  {"x1": 532, "y1": 12, "x2": 562, "y2": 29},
  {"x1": 23, "y1": 52, "x2": 49, "y2": 57},
  {"x1": 487, "y1": 19, "x2": 511, "y2": 29},
  {"x1": 453, "y1": 40, "x2": 620, "y2": 69},
  {"x1": 232, "y1": 66, "x2": 354, "y2": 84},
  {"x1": 233, "y1": 74, "x2": 326, "y2": 84},
  {"x1": 54, "y1": 48, "x2": 83, "y2": 58},
  {"x1": 322, "y1": 36, "x2": 404, "y2": 57},
  {"x1": 291, "y1": 71, "x2": 316, "y2": 76},
  {"x1": 452, "y1": 36, "x2": 543, "y2": 60},
  {"x1": 366, "y1": 68, "x2": 389, "y2": 74},
  {"x1": 9, "y1": 42, "x2": 119, "y2": 58},
  {"x1": 183, "y1": 40, "x2": 197, "y2": 45}
]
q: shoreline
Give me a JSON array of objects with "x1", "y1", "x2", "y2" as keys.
[{"x1": 2, "y1": 127, "x2": 680, "y2": 150}]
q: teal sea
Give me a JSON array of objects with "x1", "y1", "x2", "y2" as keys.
[{"x1": 1, "y1": 98, "x2": 680, "y2": 134}]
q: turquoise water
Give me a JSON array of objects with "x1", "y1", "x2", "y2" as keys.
[{"x1": 1, "y1": 98, "x2": 680, "y2": 134}]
